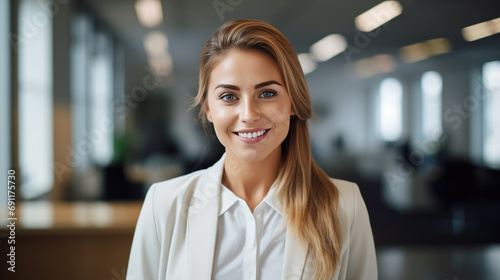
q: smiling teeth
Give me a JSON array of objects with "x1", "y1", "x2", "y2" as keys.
[{"x1": 238, "y1": 130, "x2": 267, "y2": 138}]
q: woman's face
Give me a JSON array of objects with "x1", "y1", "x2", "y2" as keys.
[{"x1": 206, "y1": 49, "x2": 294, "y2": 163}]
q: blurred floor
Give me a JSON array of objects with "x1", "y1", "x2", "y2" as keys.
[{"x1": 377, "y1": 245, "x2": 500, "y2": 280}]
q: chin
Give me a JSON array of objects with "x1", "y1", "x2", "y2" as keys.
[
  {"x1": 234, "y1": 150, "x2": 268, "y2": 162},
  {"x1": 228, "y1": 144, "x2": 282, "y2": 163}
]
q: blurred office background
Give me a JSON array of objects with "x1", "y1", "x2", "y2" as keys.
[{"x1": 1, "y1": 0, "x2": 500, "y2": 279}]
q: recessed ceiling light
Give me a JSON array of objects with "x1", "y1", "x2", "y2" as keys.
[
  {"x1": 135, "y1": 0, "x2": 163, "y2": 28},
  {"x1": 309, "y1": 34, "x2": 347, "y2": 62},
  {"x1": 143, "y1": 31, "x2": 168, "y2": 57},
  {"x1": 399, "y1": 38, "x2": 451, "y2": 63},
  {"x1": 297, "y1": 53, "x2": 317, "y2": 75},
  {"x1": 462, "y1": 17, "x2": 500, "y2": 42},
  {"x1": 355, "y1": 1, "x2": 403, "y2": 32}
]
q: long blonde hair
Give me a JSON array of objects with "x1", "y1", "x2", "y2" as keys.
[{"x1": 192, "y1": 19, "x2": 342, "y2": 280}]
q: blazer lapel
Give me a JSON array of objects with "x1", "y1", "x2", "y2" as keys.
[
  {"x1": 282, "y1": 227, "x2": 310, "y2": 280},
  {"x1": 187, "y1": 154, "x2": 226, "y2": 280}
]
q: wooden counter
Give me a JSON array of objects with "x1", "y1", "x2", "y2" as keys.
[{"x1": 0, "y1": 201, "x2": 143, "y2": 280}]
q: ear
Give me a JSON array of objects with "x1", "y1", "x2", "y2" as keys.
[{"x1": 205, "y1": 107, "x2": 213, "y2": 123}]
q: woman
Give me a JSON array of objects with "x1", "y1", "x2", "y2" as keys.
[{"x1": 127, "y1": 19, "x2": 377, "y2": 280}]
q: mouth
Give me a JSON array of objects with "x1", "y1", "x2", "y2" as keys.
[{"x1": 233, "y1": 128, "x2": 270, "y2": 139}]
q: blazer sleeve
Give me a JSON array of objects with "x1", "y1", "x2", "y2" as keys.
[
  {"x1": 127, "y1": 184, "x2": 161, "y2": 280},
  {"x1": 346, "y1": 183, "x2": 377, "y2": 279}
]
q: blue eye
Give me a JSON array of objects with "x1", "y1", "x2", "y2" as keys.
[
  {"x1": 220, "y1": 93, "x2": 237, "y2": 102},
  {"x1": 260, "y1": 90, "x2": 277, "y2": 98}
]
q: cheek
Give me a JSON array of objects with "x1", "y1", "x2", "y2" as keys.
[
  {"x1": 266, "y1": 105, "x2": 291, "y2": 135},
  {"x1": 211, "y1": 107, "x2": 234, "y2": 132}
]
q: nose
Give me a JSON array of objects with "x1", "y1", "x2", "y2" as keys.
[{"x1": 240, "y1": 97, "x2": 261, "y2": 123}]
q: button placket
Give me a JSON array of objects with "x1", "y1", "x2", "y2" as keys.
[
  {"x1": 255, "y1": 204, "x2": 266, "y2": 280},
  {"x1": 240, "y1": 200, "x2": 258, "y2": 280}
]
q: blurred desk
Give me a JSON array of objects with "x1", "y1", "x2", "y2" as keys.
[{"x1": 0, "y1": 201, "x2": 142, "y2": 280}]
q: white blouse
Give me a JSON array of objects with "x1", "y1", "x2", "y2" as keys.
[{"x1": 212, "y1": 183, "x2": 286, "y2": 280}]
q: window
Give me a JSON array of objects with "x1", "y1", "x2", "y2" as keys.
[
  {"x1": 421, "y1": 71, "x2": 443, "y2": 140},
  {"x1": 70, "y1": 12, "x2": 92, "y2": 173},
  {"x1": 379, "y1": 78, "x2": 403, "y2": 141},
  {"x1": 70, "y1": 12, "x2": 117, "y2": 199},
  {"x1": 71, "y1": 15, "x2": 115, "y2": 170},
  {"x1": 18, "y1": 0, "x2": 53, "y2": 199},
  {"x1": 89, "y1": 31, "x2": 114, "y2": 166},
  {"x1": 482, "y1": 61, "x2": 500, "y2": 168}
]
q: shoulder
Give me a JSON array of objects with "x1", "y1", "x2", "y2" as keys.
[
  {"x1": 328, "y1": 179, "x2": 378, "y2": 278},
  {"x1": 329, "y1": 178, "x2": 366, "y2": 226},
  {"x1": 151, "y1": 169, "x2": 206, "y2": 197},
  {"x1": 145, "y1": 168, "x2": 208, "y2": 214},
  {"x1": 330, "y1": 178, "x2": 360, "y2": 204}
]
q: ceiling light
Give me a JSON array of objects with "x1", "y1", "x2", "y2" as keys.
[
  {"x1": 372, "y1": 54, "x2": 397, "y2": 73},
  {"x1": 462, "y1": 17, "x2": 500, "y2": 42},
  {"x1": 399, "y1": 38, "x2": 451, "y2": 63},
  {"x1": 310, "y1": 34, "x2": 347, "y2": 62},
  {"x1": 425, "y1": 38, "x2": 451, "y2": 56},
  {"x1": 355, "y1": 1, "x2": 403, "y2": 32},
  {"x1": 297, "y1": 53, "x2": 317, "y2": 75},
  {"x1": 135, "y1": 0, "x2": 163, "y2": 27},
  {"x1": 143, "y1": 31, "x2": 168, "y2": 57},
  {"x1": 148, "y1": 53, "x2": 173, "y2": 77},
  {"x1": 354, "y1": 54, "x2": 396, "y2": 78}
]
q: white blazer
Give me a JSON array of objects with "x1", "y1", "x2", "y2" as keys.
[{"x1": 127, "y1": 153, "x2": 377, "y2": 280}]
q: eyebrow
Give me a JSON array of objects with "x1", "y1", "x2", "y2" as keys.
[{"x1": 214, "y1": 80, "x2": 283, "y2": 91}]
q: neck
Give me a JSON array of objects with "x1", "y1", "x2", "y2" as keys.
[{"x1": 222, "y1": 148, "x2": 282, "y2": 210}]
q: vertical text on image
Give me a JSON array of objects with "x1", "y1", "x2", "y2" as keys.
[{"x1": 7, "y1": 169, "x2": 17, "y2": 273}]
